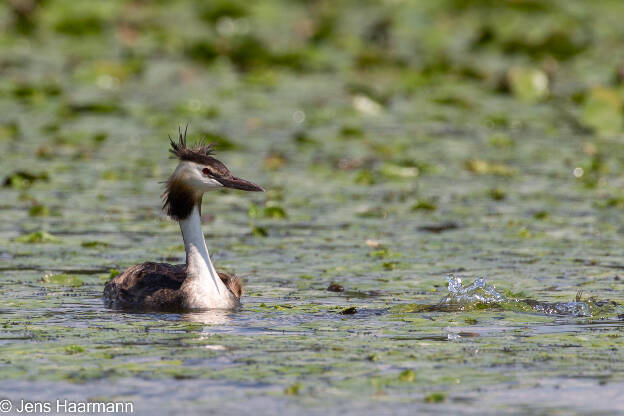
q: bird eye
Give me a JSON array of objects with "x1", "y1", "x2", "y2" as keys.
[{"x1": 202, "y1": 168, "x2": 211, "y2": 176}]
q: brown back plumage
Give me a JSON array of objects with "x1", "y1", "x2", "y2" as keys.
[{"x1": 103, "y1": 262, "x2": 243, "y2": 311}]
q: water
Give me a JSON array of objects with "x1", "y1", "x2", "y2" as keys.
[
  {"x1": 440, "y1": 274, "x2": 616, "y2": 317},
  {"x1": 2, "y1": 1, "x2": 624, "y2": 414},
  {"x1": 441, "y1": 275, "x2": 506, "y2": 308}
]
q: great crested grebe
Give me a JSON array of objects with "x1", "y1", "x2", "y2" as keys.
[{"x1": 104, "y1": 127, "x2": 264, "y2": 310}]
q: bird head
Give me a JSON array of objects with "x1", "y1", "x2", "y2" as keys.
[{"x1": 163, "y1": 126, "x2": 264, "y2": 220}]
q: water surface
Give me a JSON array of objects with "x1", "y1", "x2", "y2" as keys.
[{"x1": 1, "y1": 1, "x2": 624, "y2": 414}]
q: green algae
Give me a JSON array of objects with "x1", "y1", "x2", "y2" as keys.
[
  {"x1": 41, "y1": 274, "x2": 83, "y2": 287},
  {"x1": 28, "y1": 204, "x2": 50, "y2": 217},
  {"x1": 284, "y1": 383, "x2": 301, "y2": 395},
  {"x1": 506, "y1": 67, "x2": 549, "y2": 102},
  {"x1": 81, "y1": 241, "x2": 110, "y2": 249},
  {"x1": 398, "y1": 370, "x2": 415, "y2": 382},
  {"x1": 580, "y1": 87, "x2": 623, "y2": 136},
  {"x1": 3, "y1": 171, "x2": 50, "y2": 189},
  {"x1": 14, "y1": 231, "x2": 61, "y2": 244},
  {"x1": 412, "y1": 200, "x2": 437, "y2": 212},
  {"x1": 424, "y1": 392, "x2": 447, "y2": 403},
  {"x1": 64, "y1": 345, "x2": 86, "y2": 354}
]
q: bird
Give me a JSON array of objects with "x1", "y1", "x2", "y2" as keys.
[{"x1": 104, "y1": 127, "x2": 264, "y2": 311}]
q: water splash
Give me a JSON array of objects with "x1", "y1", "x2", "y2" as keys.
[
  {"x1": 439, "y1": 275, "x2": 614, "y2": 318},
  {"x1": 523, "y1": 299, "x2": 591, "y2": 317},
  {"x1": 441, "y1": 275, "x2": 505, "y2": 307}
]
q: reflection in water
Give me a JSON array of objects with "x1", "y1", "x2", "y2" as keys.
[{"x1": 181, "y1": 309, "x2": 234, "y2": 325}]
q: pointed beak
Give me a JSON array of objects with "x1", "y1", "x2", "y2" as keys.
[{"x1": 217, "y1": 176, "x2": 265, "y2": 192}]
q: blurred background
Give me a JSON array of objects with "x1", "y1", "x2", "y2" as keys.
[
  {"x1": 1, "y1": 1, "x2": 624, "y2": 413},
  {"x1": 2, "y1": 0, "x2": 624, "y2": 196},
  {"x1": 2, "y1": 0, "x2": 624, "y2": 255}
]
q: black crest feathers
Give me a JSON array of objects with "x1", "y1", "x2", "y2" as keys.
[{"x1": 169, "y1": 125, "x2": 217, "y2": 165}]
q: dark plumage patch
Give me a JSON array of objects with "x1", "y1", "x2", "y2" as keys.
[{"x1": 162, "y1": 176, "x2": 200, "y2": 221}]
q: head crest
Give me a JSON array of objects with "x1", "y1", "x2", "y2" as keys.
[{"x1": 169, "y1": 125, "x2": 217, "y2": 165}]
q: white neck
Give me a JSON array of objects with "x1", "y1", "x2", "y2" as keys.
[{"x1": 179, "y1": 205, "x2": 239, "y2": 309}]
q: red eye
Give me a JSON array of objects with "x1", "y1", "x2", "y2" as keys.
[{"x1": 202, "y1": 168, "x2": 211, "y2": 176}]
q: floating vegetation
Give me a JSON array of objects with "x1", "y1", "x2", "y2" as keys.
[
  {"x1": 81, "y1": 241, "x2": 109, "y2": 248},
  {"x1": 424, "y1": 392, "x2": 446, "y2": 403},
  {"x1": 41, "y1": 274, "x2": 83, "y2": 287},
  {"x1": 3, "y1": 171, "x2": 49, "y2": 188},
  {"x1": 411, "y1": 199, "x2": 437, "y2": 211},
  {"x1": 54, "y1": 13, "x2": 105, "y2": 36},
  {"x1": 284, "y1": 383, "x2": 301, "y2": 395},
  {"x1": 506, "y1": 67, "x2": 549, "y2": 102},
  {"x1": 580, "y1": 87, "x2": 623, "y2": 135},
  {"x1": 200, "y1": 131, "x2": 237, "y2": 151},
  {"x1": 198, "y1": 0, "x2": 248, "y2": 23},
  {"x1": 262, "y1": 206, "x2": 287, "y2": 219},
  {"x1": 251, "y1": 225, "x2": 268, "y2": 237},
  {"x1": 465, "y1": 159, "x2": 515, "y2": 176},
  {"x1": 488, "y1": 188, "x2": 506, "y2": 201},
  {"x1": 186, "y1": 35, "x2": 308, "y2": 72},
  {"x1": 64, "y1": 345, "x2": 86, "y2": 354},
  {"x1": 64, "y1": 100, "x2": 124, "y2": 115},
  {"x1": 339, "y1": 307, "x2": 357, "y2": 315},
  {"x1": 14, "y1": 231, "x2": 60, "y2": 244},
  {"x1": 247, "y1": 203, "x2": 288, "y2": 219},
  {"x1": 398, "y1": 369, "x2": 415, "y2": 382},
  {"x1": 379, "y1": 163, "x2": 419, "y2": 179},
  {"x1": 28, "y1": 204, "x2": 50, "y2": 217},
  {"x1": 263, "y1": 152, "x2": 287, "y2": 170},
  {"x1": 418, "y1": 222, "x2": 460, "y2": 233}
]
